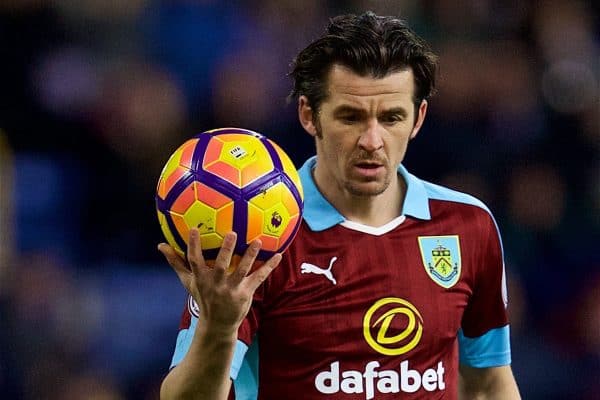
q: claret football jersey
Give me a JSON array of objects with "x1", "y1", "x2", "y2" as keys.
[{"x1": 170, "y1": 156, "x2": 512, "y2": 399}]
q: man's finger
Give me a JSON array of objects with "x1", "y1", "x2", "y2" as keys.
[
  {"x1": 229, "y1": 239, "x2": 262, "y2": 285},
  {"x1": 187, "y1": 228, "x2": 206, "y2": 276},
  {"x1": 213, "y1": 232, "x2": 237, "y2": 278},
  {"x1": 244, "y1": 253, "x2": 282, "y2": 292},
  {"x1": 158, "y1": 243, "x2": 191, "y2": 288}
]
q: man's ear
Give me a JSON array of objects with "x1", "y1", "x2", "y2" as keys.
[
  {"x1": 298, "y1": 96, "x2": 318, "y2": 137},
  {"x1": 410, "y1": 99, "x2": 428, "y2": 140}
]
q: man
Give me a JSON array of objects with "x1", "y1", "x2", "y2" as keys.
[{"x1": 159, "y1": 12, "x2": 521, "y2": 399}]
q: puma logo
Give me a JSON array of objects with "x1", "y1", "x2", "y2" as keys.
[{"x1": 300, "y1": 257, "x2": 338, "y2": 285}]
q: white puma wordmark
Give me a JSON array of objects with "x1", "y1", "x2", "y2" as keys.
[{"x1": 300, "y1": 257, "x2": 338, "y2": 285}]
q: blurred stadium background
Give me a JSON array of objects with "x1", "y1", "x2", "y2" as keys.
[{"x1": 0, "y1": 1, "x2": 597, "y2": 399}]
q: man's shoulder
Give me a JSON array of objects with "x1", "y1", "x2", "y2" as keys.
[
  {"x1": 413, "y1": 177, "x2": 502, "y2": 240},
  {"x1": 418, "y1": 178, "x2": 493, "y2": 216}
]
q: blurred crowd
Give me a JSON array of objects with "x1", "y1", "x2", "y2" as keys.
[{"x1": 0, "y1": 1, "x2": 598, "y2": 399}]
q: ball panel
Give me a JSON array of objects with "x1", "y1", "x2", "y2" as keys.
[
  {"x1": 278, "y1": 214, "x2": 301, "y2": 247},
  {"x1": 170, "y1": 183, "x2": 197, "y2": 214},
  {"x1": 157, "y1": 148, "x2": 185, "y2": 200},
  {"x1": 257, "y1": 234, "x2": 279, "y2": 252},
  {"x1": 246, "y1": 181, "x2": 298, "y2": 253},
  {"x1": 273, "y1": 219, "x2": 303, "y2": 258},
  {"x1": 241, "y1": 156, "x2": 274, "y2": 187},
  {"x1": 259, "y1": 137, "x2": 283, "y2": 171},
  {"x1": 183, "y1": 201, "x2": 218, "y2": 235},
  {"x1": 156, "y1": 138, "x2": 202, "y2": 200},
  {"x1": 247, "y1": 180, "x2": 285, "y2": 209},
  {"x1": 195, "y1": 181, "x2": 234, "y2": 209},
  {"x1": 157, "y1": 210, "x2": 184, "y2": 257},
  {"x1": 203, "y1": 137, "x2": 225, "y2": 168},
  {"x1": 270, "y1": 140, "x2": 304, "y2": 201},
  {"x1": 262, "y1": 205, "x2": 289, "y2": 237},
  {"x1": 214, "y1": 202, "x2": 234, "y2": 237},
  {"x1": 161, "y1": 166, "x2": 192, "y2": 201},
  {"x1": 171, "y1": 213, "x2": 190, "y2": 249},
  {"x1": 206, "y1": 134, "x2": 274, "y2": 188},
  {"x1": 179, "y1": 138, "x2": 200, "y2": 169},
  {"x1": 160, "y1": 146, "x2": 184, "y2": 180},
  {"x1": 199, "y1": 232, "x2": 225, "y2": 251},
  {"x1": 214, "y1": 132, "x2": 260, "y2": 143},
  {"x1": 204, "y1": 160, "x2": 241, "y2": 188},
  {"x1": 221, "y1": 139, "x2": 259, "y2": 170},
  {"x1": 281, "y1": 185, "x2": 301, "y2": 217},
  {"x1": 246, "y1": 203, "x2": 264, "y2": 243}
]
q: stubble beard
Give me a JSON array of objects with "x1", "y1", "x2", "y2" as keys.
[
  {"x1": 344, "y1": 172, "x2": 391, "y2": 197},
  {"x1": 345, "y1": 152, "x2": 392, "y2": 197}
]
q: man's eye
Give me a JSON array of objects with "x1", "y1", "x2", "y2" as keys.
[
  {"x1": 340, "y1": 115, "x2": 359, "y2": 123},
  {"x1": 381, "y1": 115, "x2": 403, "y2": 124}
]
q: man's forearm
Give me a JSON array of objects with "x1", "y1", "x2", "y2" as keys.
[
  {"x1": 459, "y1": 365, "x2": 521, "y2": 400},
  {"x1": 160, "y1": 322, "x2": 238, "y2": 400}
]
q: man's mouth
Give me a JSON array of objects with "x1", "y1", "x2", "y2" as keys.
[
  {"x1": 352, "y1": 161, "x2": 385, "y2": 177},
  {"x1": 355, "y1": 162, "x2": 382, "y2": 169}
]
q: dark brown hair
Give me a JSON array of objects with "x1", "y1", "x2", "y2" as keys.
[{"x1": 289, "y1": 11, "x2": 438, "y2": 113}]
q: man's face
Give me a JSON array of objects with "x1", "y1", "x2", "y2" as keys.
[{"x1": 299, "y1": 64, "x2": 427, "y2": 198}]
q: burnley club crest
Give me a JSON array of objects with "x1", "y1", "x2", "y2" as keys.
[{"x1": 417, "y1": 235, "x2": 461, "y2": 288}]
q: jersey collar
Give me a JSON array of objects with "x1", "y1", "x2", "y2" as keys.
[{"x1": 298, "y1": 156, "x2": 431, "y2": 232}]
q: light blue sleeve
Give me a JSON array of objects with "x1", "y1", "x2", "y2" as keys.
[
  {"x1": 169, "y1": 314, "x2": 258, "y2": 399},
  {"x1": 233, "y1": 340, "x2": 259, "y2": 400},
  {"x1": 170, "y1": 316, "x2": 198, "y2": 369},
  {"x1": 458, "y1": 325, "x2": 512, "y2": 368}
]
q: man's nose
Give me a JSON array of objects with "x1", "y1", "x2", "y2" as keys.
[{"x1": 357, "y1": 119, "x2": 384, "y2": 151}]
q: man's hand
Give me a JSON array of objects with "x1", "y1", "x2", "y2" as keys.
[
  {"x1": 158, "y1": 228, "x2": 282, "y2": 400},
  {"x1": 158, "y1": 228, "x2": 282, "y2": 332}
]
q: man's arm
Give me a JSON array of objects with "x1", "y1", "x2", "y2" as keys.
[
  {"x1": 459, "y1": 364, "x2": 521, "y2": 400},
  {"x1": 160, "y1": 321, "x2": 237, "y2": 400},
  {"x1": 159, "y1": 229, "x2": 281, "y2": 400}
]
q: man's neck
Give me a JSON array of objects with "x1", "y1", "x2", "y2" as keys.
[{"x1": 315, "y1": 173, "x2": 407, "y2": 228}]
